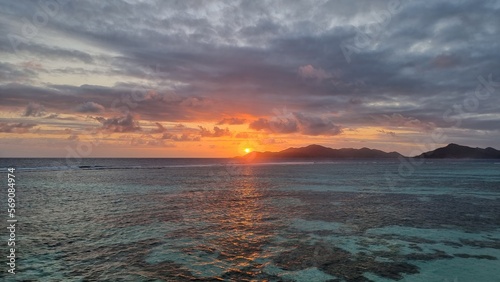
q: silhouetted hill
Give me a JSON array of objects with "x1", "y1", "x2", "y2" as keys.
[
  {"x1": 236, "y1": 144, "x2": 402, "y2": 162},
  {"x1": 416, "y1": 143, "x2": 500, "y2": 159}
]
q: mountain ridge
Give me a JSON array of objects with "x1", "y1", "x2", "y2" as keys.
[{"x1": 236, "y1": 143, "x2": 500, "y2": 162}]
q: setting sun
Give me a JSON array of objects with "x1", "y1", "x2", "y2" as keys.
[{"x1": 244, "y1": 148, "x2": 252, "y2": 153}]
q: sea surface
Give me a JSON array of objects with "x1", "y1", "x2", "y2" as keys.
[{"x1": 1, "y1": 158, "x2": 499, "y2": 281}]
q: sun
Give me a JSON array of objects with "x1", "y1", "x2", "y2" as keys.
[{"x1": 244, "y1": 148, "x2": 252, "y2": 153}]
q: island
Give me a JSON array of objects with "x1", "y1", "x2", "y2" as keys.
[
  {"x1": 236, "y1": 144, "x2": 402, "y2": 162},
  {"x1": 236, "y1": 143, "x2": 500, "y2": 162},
  {"x1": 415, "y1": 143, "x2": 500, "y2": 159}
]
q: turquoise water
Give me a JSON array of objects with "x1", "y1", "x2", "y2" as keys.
[{"x1": 0, "y1": 159, "x2": 499, "y2": 281}]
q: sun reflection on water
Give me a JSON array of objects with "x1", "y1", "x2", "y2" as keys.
[{"x1": 184, "y1": 165, "x2": 276, "y2": 276}]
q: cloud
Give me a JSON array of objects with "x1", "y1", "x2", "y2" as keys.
[
  {"x1": 349, "y1": 98, "x2": 363, "y2": 105},
  {"x1": 94, "y1": 113, "x2": 141, "y2": 132},
  {"x1": 150, "y1": 122, "x2": 167, "y2": 133},
  {"x1": 293, "y1": 112, "x2": 343, "y2": 136},
  {"x1": 377, "y1": 130, "x2": 397, "y2": 137},
  {"x1": 249, "y1": 117, "x2": 298, "y2": 134},
  {"x1": 130, "y1": 137, "x2": 174, "y2": 147},
  {"x1": 44, "y1": 113, "x2": 77, "y2": 120},
  {"x1": 297, "y1": 65, "x2": 332, "y2": 81},
  {"x1": 180, "y1": 97, "x2": 211, "y2": 108},
  {"x1": 68, "y1": 134, "x2": 79, "y2": 140},
  {"x1": 0, "y1": 123, "x2": 37, "y2": 133},
  {"x1": 20, "y1": 60, "x2": 44, "y2": 71},
  {"x1": 430, "y1": 54, "x2": 460, "y2": 69},
  {"x1": 45, "y1": 113, "x2": 59, "y2": 119},
  {"x1": 235, "y1": 132, "x2": 258, "y2": 138},
  {"x1": 376, "y1": 113, "x2": 436, "y2": 132},
  {"x1": 161, "y1": 132, "x2": 200, "y2": 142},
  {"x1": 216, "y1": 117, "x2": 246, "y2": 125},
  {"x1": 0, "y1": 62, "x2": 38, "y2": 82},
  {"x1": 199, "y1": 126, "x2": 231, "y2": 137},
  {"x1": 16, "y1": 43, "x2": 94, "y2": 64},
  {"x1": 76, "y1": 102, "x2": 105, "y2": 113},
  {"x1": 249, "y1": 112, "x2": 342, "y2": 136},
  {"x1": 23, "y1": 102, "x2": 45, "y2": 117},
  {"x1": 258, "y1": 138, "x2": 287, "y2": 145}
]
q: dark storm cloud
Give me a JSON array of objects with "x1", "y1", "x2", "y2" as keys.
[{"x1": 0, "y1": 0, "x2": 499, "y2": 138}]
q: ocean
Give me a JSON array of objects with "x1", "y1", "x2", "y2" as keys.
[{"x1": 1, "y1": 158, "x2": 499, "y2": 281}]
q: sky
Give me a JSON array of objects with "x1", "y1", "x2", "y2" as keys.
[{"x1": 0, "y1": 0, "x2": 499, "y2": 157}]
